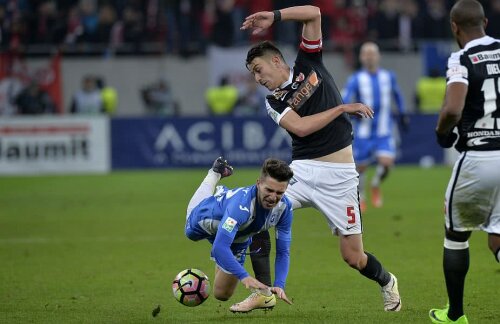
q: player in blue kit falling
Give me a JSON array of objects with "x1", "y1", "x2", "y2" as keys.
[
  {"x1": 185, "y1": 156, "x2": 294, "y2": 310},
  {"x1": 342, "y1": 42, "x2": 409, "y2": 211}
]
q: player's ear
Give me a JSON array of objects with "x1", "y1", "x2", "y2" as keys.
[
  {"x1": 483, "y1": 18, "x2": 488, "y2": 30},
  {"x1": 451, "y1": 21, "x2": 459, "y2": 36},
  {"x1": 271, "y1": 55, "x2": 281, "y2": 68}
]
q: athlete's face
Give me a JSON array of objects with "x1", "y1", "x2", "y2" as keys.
[
  {"x1": 360, "y1": 43, "x2": 380, "y2": 71},
  {"x1": 248, "y1": 55, "x2": 284, "y2": 91},
  {"x1": 256, "y1": 176, "x2": 288, "y2": 209}
]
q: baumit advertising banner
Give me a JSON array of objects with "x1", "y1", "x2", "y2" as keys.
[{"x1": 0, "y1": 116, "x2": 110, "y2": 175}]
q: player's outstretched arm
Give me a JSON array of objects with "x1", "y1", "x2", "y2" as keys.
[
  {"x1": 280, "y1": 103, "x2": 374, "y2": 137},
  {"x1": 241, "y1": 6, "x2": 321, "y2": 40}
]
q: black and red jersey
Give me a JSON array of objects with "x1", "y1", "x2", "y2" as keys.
[{"x1": 265, "y1": 38, "x2": 352, "y2": 160}]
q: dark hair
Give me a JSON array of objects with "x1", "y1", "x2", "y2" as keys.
[
  {"x1": 246, "y1": 41, "x2": 285, "y2": 69},
  {"x1": 260, "y1": 158, "x2": 293, "y2": 182},
  {"x1": 451, "y1": 0, "x2": 485, "y2": 31}
]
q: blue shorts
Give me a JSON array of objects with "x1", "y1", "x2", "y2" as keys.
[{"x1": 353, "y1": 135, "x2": 396, "y2": 164}]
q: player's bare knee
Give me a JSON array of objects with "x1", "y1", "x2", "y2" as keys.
[{"x1": 213, "y1": 290, "x2": 231, "y2": 301}]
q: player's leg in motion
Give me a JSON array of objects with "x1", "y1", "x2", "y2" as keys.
[
  {"x1": 370, "y1": 138, "x2": 395, "y2": 208},
  {"x1": 429, "y1": 230, "x2": 470, "y2": 323},
  {"x1": 340, "y1": 234, "x2": 401, "y2": 311},
  {"x1": 249, "y1": 231, "x2": 272, "y2": 286},
  {"x1": 489, "y1": 233, "x2": 500, "y2": 264},
  {"x1": 229, "y1": 231, "x2": 276, "y2": 313},
  {"x1": 186, "y1": 157, "x2": 233, "y2": 218}
]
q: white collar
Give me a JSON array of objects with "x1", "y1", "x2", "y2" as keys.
[
  {"x1": 463, "y1": 35, "x2": 495, "y2": 51},
  {"x1": 278, "y1": 68, "x2": 294, "y2": 89}
]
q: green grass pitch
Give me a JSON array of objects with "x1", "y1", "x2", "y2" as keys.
[{"x1": 1, "y1": 166, "x2": 498, "y2": 323}]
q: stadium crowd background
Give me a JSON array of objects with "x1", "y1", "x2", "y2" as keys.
[
  {"x1": 2, "y1": 0, "x2": 500, "y2": 55},
  {"x1": 1, "y1": 0, "x2": 500, "y2": 117}
]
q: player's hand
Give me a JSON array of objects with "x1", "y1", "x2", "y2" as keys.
[
  {"x1": 241, "y1": 276, "x2": 268, "y2": 291},
  {"x1": 270, "y1": 287, "x2": 293, "y2": 305},
  {"x1": 241, "y1": 11, "x2": 274, "y2": 35},
  {"x1": 340, "y1": 103, "x2": 374, "y2": 119},
  {"x1": 436, "y1": 130, "x2": 458, "y2": 148},
  {"x1": 399, "y1": 114, "x2": 410, "y2": 132}
]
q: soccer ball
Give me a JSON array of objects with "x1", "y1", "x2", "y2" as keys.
[{"x1": 172, "y1": 268, "x2": 211, "y2": 307}]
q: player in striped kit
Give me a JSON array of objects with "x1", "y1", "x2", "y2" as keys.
[
  {"x1": 342, "y1": 42, "x2": 408, "y2": 211},
  {"x1": 429, "y1": 1, "x2": 500, "y2": 323}
]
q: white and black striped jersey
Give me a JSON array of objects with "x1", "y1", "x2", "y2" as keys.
[
  {"x1": 265, "y1": 37, "x2": 352, "y2": 160},
  {"x1": 446, "y1": 35, "x2": 500, "y2": 151}
]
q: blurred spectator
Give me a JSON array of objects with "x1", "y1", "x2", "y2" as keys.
[
  {"x1": 205, "y1": 75, "x2": 238, "y2": 115},
  {"x1": 486, "y1": 0, "x2": 500, "y2": 39},
  {"x1": 95, "y1": 4, "x2": 118, "y2": 45},
  {"x1": 121, "y1": 5, "x2": 144, "y2": 49},
  {"x1": 63, "y1": 5, "x2": 84, "y2": 44},
  {"x1": 78, "y1": 0, "x2": 99, "y2": 43},
  {"x1": 211, "y1": 0, "x2": 235, "y2": 47},
  {"x1": 177, "y1": 0, "x2": 206, "y2": 56},
  {"x1": 15, "y1": 80, "x2": 55, "y2": 115},
  {"x1": 28, "y1": 1, "x2": 65, "y2": 44},
  {"x1": 141, "y1": 78, "x2": 180, "y2": 116},
  {"x1": 232, "y1": 0, "x2": 249, "y2": 45},
  {"x1": 233, "y1": 76, "x2": 267, "y2": 116},
  {"x1": 96, "y1": 76, "x2": 118, "y2": 115},
  {"x1": 70, "y1": 75, "x2": 104, "y2": 114},
  {"x1": 419, "y1": 0, "x2": 450, "y2": 39},
  {"x1": 415, "y1": 68, "x2": 446, "y2": 114},
  {"x1": 0, "y1": 69, "x2": 24, "y2": 115},
  {"x1": 398, "y1": 0, "x2": 422, "y2": 52},
  {"x1": 368, "y1": 0, "x2": 400, "y2": 50}
]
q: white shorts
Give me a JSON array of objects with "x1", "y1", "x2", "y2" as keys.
[
  {"x1": 286, "y1": 160, "x2": 362, "y2": 236},
  {"x1": 445, "y1": 150, "x2": 500, "y2": 234}
]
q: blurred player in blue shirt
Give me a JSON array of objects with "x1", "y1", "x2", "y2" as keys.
[
  {"x1": 185, "y1": 157, "x2": 294, "y2": 309},
  {"x1": 343, "y1": 42, "x2": 409, "y2": 211}
]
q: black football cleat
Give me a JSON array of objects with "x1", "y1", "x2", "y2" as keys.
[{"x1": 212, "y1": 156, "x2": 233, "y2": 178}]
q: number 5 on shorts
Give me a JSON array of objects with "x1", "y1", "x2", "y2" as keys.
[{"x1": 347, "y1": 206, "x2": 356, "y2": 224}]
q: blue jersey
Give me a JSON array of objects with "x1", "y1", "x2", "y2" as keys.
[
  {"x1": 185, "y1": 185, "x2": 293, "y2": 288},
  {"x1": 342, "y1": 69, "x2": 405, "y2": 139}
]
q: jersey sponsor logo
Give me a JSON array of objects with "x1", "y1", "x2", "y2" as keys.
[
  {"x1": 295, "y1": 72, "x2": 305, "y2": 82},
  {"x1": 272, "y1": 89, "x2": 289, "y2": 100},
  {"x1": 286, "y1": 71, "x2": 321, "y2": 110},
  {"x1": 469, "y1": 49, "x2": 500, "y2": 64},
  {"x1": 466, "y1": 135, "x2": 500, "y2": 146},
  {"x1": 239, "y1": 205, "x2": 249, "y2": 213},
  {"x1": 222, "y1": 217, "x2": 237, "y2": 232}
]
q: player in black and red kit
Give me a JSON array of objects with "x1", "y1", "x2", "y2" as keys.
[
  {"x1": 429, "y1": 1, "x2": 500, "y2": 323},
  {"x1": 229, "y1": 5, "x2": 402, "y2": 313}
]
